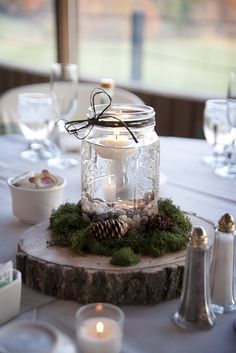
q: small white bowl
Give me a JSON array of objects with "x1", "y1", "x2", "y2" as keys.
[{"x1": 7, "y1": 174, "x2": 67, "y2": 225}]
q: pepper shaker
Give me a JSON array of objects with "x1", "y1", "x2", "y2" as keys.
[
  {"x1": 172, "y1": 227, "x2": 216, "y2": 330},
  {"x1": 211, "y1": 213, "x2": 236, "y2": 313}
]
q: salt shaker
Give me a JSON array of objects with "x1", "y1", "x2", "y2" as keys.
[
  {"x1": 99, "y1": 78, "x2": 114, "y2": 104},
  {"x1": 211, "y1": 213, "x2": 236, "y2": 313},
  {"x1": 172, "y1": 227, "x2": 216, "y2": 330}
]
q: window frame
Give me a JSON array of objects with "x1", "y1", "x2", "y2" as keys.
[{"x1": 54, "y1": 0, "x2": 78, "y2": 65}]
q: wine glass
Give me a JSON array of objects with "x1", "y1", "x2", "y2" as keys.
[
  {"x1": 48, "y1": 63, "x2": 79, "y2": 168},
  {"x1": 215, "y1": 99, "x2": 236, "y2": 178},
  {"x1": 214, "y1": 68, "x2": 236, "y2": 178},
  {"x1": 51, "y1": 63, "x2": 78, "y2": 121},
  {"x1": 203, "y1": 99, "x2": 234, "y2": 168},
  {"x1": 17, "y1": 93, "x2": 55, "y2": 162}
]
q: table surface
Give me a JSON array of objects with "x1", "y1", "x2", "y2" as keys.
[{"x1": 0, "y1": 134, "x2": 235, "y2": 353}]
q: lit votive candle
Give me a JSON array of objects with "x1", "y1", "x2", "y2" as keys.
[
  {"x1": 76, "y1": 303, "x2": 124, "y2": 353},
  {"x1": 93, "y1": 131, "x2": 136, "y2": 160}
]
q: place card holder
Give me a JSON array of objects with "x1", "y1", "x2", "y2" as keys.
[{"x1": 0, "y1": 269, "x2": 22, "y2": 325}]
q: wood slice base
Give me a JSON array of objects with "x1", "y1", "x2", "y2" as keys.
[{"x1": 16, "y1": 214, "x2": 214, "y2": 305}]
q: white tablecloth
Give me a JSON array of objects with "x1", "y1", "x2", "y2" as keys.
[{"x1": 0, "y1": 135, "x2": 235, "y2": 353}]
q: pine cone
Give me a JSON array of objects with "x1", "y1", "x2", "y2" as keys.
[
  {"x1": 151, "y1": 214, "x2": 173, "y2": 231},
  {"x1": 90, "y1": 218, "x2": 128, "y2": 240}
]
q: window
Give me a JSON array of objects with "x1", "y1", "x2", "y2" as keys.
[
  {"x1": 78, "y1": 0, "x2": 236, "y2": 96},
  {"x1": 1, "y1": 0, "x2": 235, "y2": 97},
  {"x1": 0, "y1": 0, "x2": 55, "y2": 69}
]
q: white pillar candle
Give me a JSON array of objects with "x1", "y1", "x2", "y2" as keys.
[
  {"x1": 104, "y1": 176, "x2": 116, "y2": 201},
  {"x1": 94, "y1": 130, "x2": 136, "y2": 201},
  {"x1": 94, "y1": 131, "x2": 136, "y2": 160},
  {"x1": 78, "y1": 317, "x2": 122, "y2": 353}
]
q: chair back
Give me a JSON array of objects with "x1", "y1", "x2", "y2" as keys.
[{"x1": 0, "y1": 82, "x2": 144, "y2": 134}]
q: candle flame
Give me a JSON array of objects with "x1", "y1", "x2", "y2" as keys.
[{"x1": 96, "y1": 321, "x2": 104, "y2": 336}]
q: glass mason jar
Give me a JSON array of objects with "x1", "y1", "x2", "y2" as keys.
[{"x1": 81, "y1": 103, "x2": 160, "y2": 230}]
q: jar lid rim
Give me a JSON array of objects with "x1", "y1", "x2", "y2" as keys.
[
  {"x1": 88, "y1": 103, "x2": 155, "y2": 116},
  {"x1": 88, "y1": 104, "x2": 156, "y2": 128}
]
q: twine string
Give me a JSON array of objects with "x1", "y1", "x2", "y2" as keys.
[{"x1": 64, "y1": 88, "x2": 138, "y2": 143}]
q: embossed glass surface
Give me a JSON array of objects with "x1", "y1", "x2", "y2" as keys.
[{"x1": 81, "y1": 104, "x2": 160, "y2": 229}]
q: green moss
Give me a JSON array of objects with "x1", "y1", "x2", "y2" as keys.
[
  {"x1": 141, "y1": 229, "x2": 188, "y2": 257},
  {"x1": 69, "y1": 228, "x2": 90, "y2": 254},
  {"x1": 84, "y1": 231, "x2": 147, "y2": 257},
  {"x1": 48, "y1": 198, "x2": 192, "y2": 265},
  {"x1": 158, "y1": 198, "x2": 191, "y2": 234},
  {"x1": 49, "y1": 203, "x2": 88, "y2": 246},
  {"x1": 111, "y1": 248, "x2": 140, "y2": 266}
]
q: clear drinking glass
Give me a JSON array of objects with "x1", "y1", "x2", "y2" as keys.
[
  {"x1": 17, "y1": 93, "x2": 55, "y2": 162},
  {"x1": 203, "y1": 99, "x2": 234, "y2": 168},
  {"x1": 48, "y1": 62, "x2": 79, "y2": 168},
  {"x1": 215, "y1": 69, "x2": 236, "y2": 178}
]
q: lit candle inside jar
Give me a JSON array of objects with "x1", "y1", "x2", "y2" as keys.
[
  {"x1": 78, "y1": 317, "x2": 122, "y2": 353},
  {"x1": 104, "y1": 176, "x2": 116, "y2": 201},
  {"x1": 94, "y1": 129, "x2": 136, "y2": 160}
]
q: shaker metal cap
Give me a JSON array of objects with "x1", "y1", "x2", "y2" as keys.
[
  {"x1": 100, "y1": 78, "x2": 114, "y2": 89},
  {"x1": 218, "y1": 213, "x2": 235, "y2": 233},
  {"x1": 189, "y1": 227, "x2": 208, "y2": 247}
]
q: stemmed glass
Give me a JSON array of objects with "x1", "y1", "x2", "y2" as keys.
[
  {"x1": 203, "y1": 99, "x2": 234, "y2": 168},
  {"x1": 215, "y1": 69, "x2": 236, "y2": 178},
  {"x1": 48, "y1": 63, "x2": 79, "y2": 168},
  {"x1": 215, "y1": 100, "x2": 236, "y2": 178},
  {"x1": 51, "y1": 63, "x2": 78, "y2": 122},
  {"x1": 17, "y1": 93, "x2": 55, "y2": 162}
]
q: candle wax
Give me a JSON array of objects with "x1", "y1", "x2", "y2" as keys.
[
  {"x1": 78, "y1": 317, "x2": 122, "y2": 353},
  {"x1": 104, "y1": 176, "x2": 116, "y2": 201},
  {"x1": 101, "y1": 135, "x2": 130, "y2": 147},
  {"x1": 93, "y1": 134, "x2": 136, "y2": 160}
]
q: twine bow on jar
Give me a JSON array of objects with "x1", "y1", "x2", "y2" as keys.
[{"x1": 64, "y1": 88, "x2": 138, "y2": 143}]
